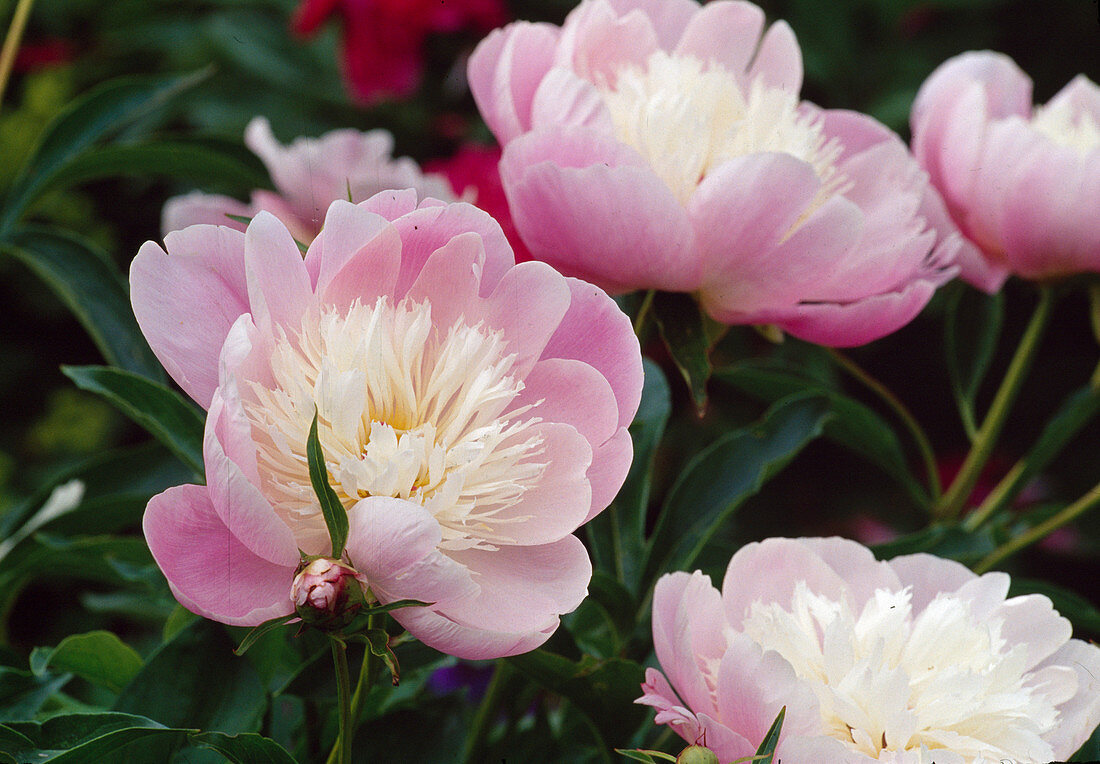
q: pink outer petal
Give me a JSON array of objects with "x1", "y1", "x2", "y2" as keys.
[
  {"x1": 789, "y1": 537, "x2": 901, "y2": 608},
  {"x1": 468, "y1": 22, "x2": 561, "y2": 144},
  {"x1": 637, "y1": 667, "x2": 707, "y2": 744},
  {"x1": 652, "y1": 571, "x2": 726, "y2": 718},
  {"x1": 556, "y1": 0, "x2": 659, "y2": 88},
  {"x1": 344, "y1": 496, "x2": 477, "y2": 607},
  {"x1": 918, "y1": 179, "x2": 1008, "y2": 294},
  {"x1": 583, "y1": 427, "x2": 633, "y2": 521},
  {"x1": 304, "y1": 199, "x2": 394, "y2": 296},
  {"x1": 541, "y1": 277, "x2": 643, "y2": 431},
  {"x1": 130, "y1": 226, "x2": 249, "y2": 408},
  {"x1": 745, "y1": 19, "x2": 801, "y2": 92},
  {"x1": 389, "y1": 602, "x2": 555, "y2": 660},
  {"x1": 673, "y1": 1, "x2": 764, "y2": 76},
  {"x1": 500, "y1": 126, "x2": 698, "y2": 294},
  {"x1": 243, "y1": 212, "x2": 314, "y2": 332},
  {"x1": 887, "y1": 552, "x2": 977, "y2": 615},
  {"x1": 389, "y1": 200, "x2": 515, "y2": 299},
  {"x1": 994, "y1": 593, "x2": 1072, "y2": 670},
  {"x1": 1036, "y1": 639, "x2": 1100, "y2": 758},
  {"x1": 721, "y1": 538, "x2": 858, "y2": 630},
  {"x1": 161, "y1": 191, "x2": 252, "y2": 236},
  {"x1": 438, "y1": 534, "x2": 592, "y2": 633},
  {"x1": 359, "y1": 187, "x2": 421, "y2": 221},
  {"x1": 605, "y1": 0, "x2": 698, "y2": 49},
  {"x1": 1046, "y1": 73, "x2": 1100, "y2": 125},
  {"x1": 477, "y1": 421, "x2": 592, "y2": 545},
  {"x1": 316, "y1": 219, "x2": 405, "y2": 314},
  {"x1": 143, "y1": 483, "x2": 296, "y2": 627},
  {"x1": 511, "y1": 358, "x2": 618, "y2": 447},
  {"x1": 911, "y1": 51, "x2": 1033, "y2": 138},
  {"x1": 403, "y1": 231, "x2": 486, "y2": 331},
  {"x1": 482, "y1": 260, "x2": 572, "y2": 380},
  {"x1": 529, "y1": 67, "x2": 613, "y2": 134}
]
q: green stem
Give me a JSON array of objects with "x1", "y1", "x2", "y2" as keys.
[
  {"x1": 934, "y1": 285, "x2": 1055, "y2": 521},
  {"x1": 462, "y1": 660, "x2": 511, "y2": 763},
  {"x1": 348, "y1": 615, "x2": 376, "y2": 726},
  {"x1": 633, "y1": 289, "x2": 655, "y2": 338},
  {"x1": 329, "y1": 639, "x2": 353, "y2": 764},
  {"x1": 0, "y1": 0, "x2": 35, "y2": 114},
  {"x1": 827, "y1": 348, "x2": 942, "y2": 501},
  {"x1": 974, "y1": 479, "x2": 1100, "y2": 574}
]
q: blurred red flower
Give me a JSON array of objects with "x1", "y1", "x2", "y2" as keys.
[{"x1": 293, "y1": 0, "x2": 508, "y2": 104}]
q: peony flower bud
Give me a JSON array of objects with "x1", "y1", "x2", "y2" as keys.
[
  {"x1": 290, "y1": 557, "x2": 367, "y2": 630},
  {"x1": 676, "y1": 744, "x2": 720, "y2": 764}
]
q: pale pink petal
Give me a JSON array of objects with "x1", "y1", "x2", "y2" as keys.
[
  {"x1": 500, "y1": 127, "x2": 698, "y2": 293},
  {"x1": 130, "y1": 226, "x2": 249, "y2": 408},
  {"x1": 390, "y1": 201, "x2": 514, "y2": 298},
  {"x1": 344, "y1": 496, "x2": 477, "y2": 607},
  {"x1": 161, "y1": 191, "x2": 252, "y2": 236},
  {"x1": 249, "y1": 190, "x2": 315, "y2": 244},
  {"x1": 511, "y1": 358, "x2": 618, "y2": 447},
  {"x1": 793, "y1": 537, "x2": 901, "y2": 609},
  {"x1": 389, "y1": 603, "x2": 555, "y2": 660},
  {"x1": 673, "y1": 1, "x2": 764, "y2": 76},
  {"x1": 468, "y1": 22, "x2": 561, "y2": 144},
  {"x1": 994, "y1": 593, "x2": 1072, "y2": 669},
  {"x1": 918, "y1": 179, "x2": 1008, "y2": 293},
  {"x1": 722, "y1": 539, "x2": 855, "y2": 629},
  {"x1": 652, "y1": 571, "x2": 726, "y2": 718},
  {"x1": 746, "y1": 19, "x2": 801, "y2": 92},
  {"x1": 318, "y1": 222, "x2": 405, "y2": 314},
  {"x1": 557, "y1": 0, "x2": 659, "y2": 88},
  {"x1": 1036, "y1": 640, "x2": 1100, "y2": 758},
  {"x1": 305, "y1": 199, "x2": 395, "y2": 295},
  {"x1": 439, "y1": 534, "x2": 591, "y2": 633},
  {"x1": 403, "y1": 231, "x2": 486, "y2": 330},
  {"x1": 1045, "y1": 73, "x2": 1100, "y2": 124},
  {"x1": 911, "y1": 51, "x2": 1032, "y2": 134},
  {"x1": 529, "y1": 67, "x2": 614, "y2": 134},
  {"x1": 888, "y1": 553, "x2": 977, "y2": 614},
  {"x1": 243, "y1": 212, "x2": 313, "y2": 332},
  {"x1": 583, "y1": 427, "x2": 633, "y2": 520},
  {"x1": 482, "y1": 260, "x2": 572, "y2": 379},
  {"x1": 476, "y1": 421, "x2": 591, "y2": 545},
  {"x1": 143, "y1": 483, "x2": 296, "y2": 626},
  {"x1": 541, "y1": 277, "x2": 644, "y2": 430},
  {"x1": 359, "y1": 187, "x2": 421, "y2": 221},
  {"x1": 605, "y1": 0, "x2": 698, "y2": 49}
]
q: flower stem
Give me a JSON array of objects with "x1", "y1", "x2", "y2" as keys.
[
  {"x1": 349, "y1": 614, "x2": 376, "y2": 724},
  {"x1": 827, "y1": 348, "x2": 942, "y2": 501},
  {"x1": 633, "y1": 290, "x2": 655, "y2": 338},
  {"x1": 974, "y1": 479, "x2": 1100, "y2": 574},
  {"x1": 330, "y1": 639, "x2": 353, "y2": 764},
  {"x1": 462, "y1": 660, "x2": 511, "y2": 763},
  {"x1": 0, "y1": 0, "x2": 36, "y2": 114},
  {"x1": 934, "y1": 285, "x2": 1055, "y2": 521}
]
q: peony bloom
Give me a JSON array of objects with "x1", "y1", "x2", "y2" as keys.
[
  {"x1": 424, "y1": 143, "x2": 532, "y2": 263},
  {"x1": 639, "y1": 537, "x2": 1100, "y2": 763},
  {"x1": 911, "y1": 52, "x2": 1100, "y2": 292},
  {"x1": 292, "y1": 0, "x2": 507, "y2": 105},
  {"x1": 162, "y1": 117, "x2": 455, "y2": 243},
  {"x1": 468, "y1": 0, "x2": 959, "y2": 346},
  {"x1": 131, "y1": 191, "x2": 643, "y2": 659}
]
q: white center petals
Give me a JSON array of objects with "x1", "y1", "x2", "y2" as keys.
[
  {"x1": 599, "y1": 51, "x2": 848, "y2": 211},
  {"x1": 1030, "y1": 98, "x2": 1100, "y2": 157},
  {"x1": 244, "y1": 297, "x2": 545, "y2": 553},
  {"x1": 741, "y1": 582, "x2": 1062, "y2": 761}
]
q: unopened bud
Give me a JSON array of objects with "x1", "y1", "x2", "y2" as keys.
[
  {"x1": 676, "y1": 745, "x2": 720, "y2": 764},
  {"x1": 291, "y1": 557, "x2": 367, "y2": 630}
]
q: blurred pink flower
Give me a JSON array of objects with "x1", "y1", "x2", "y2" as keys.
[
  {"x1": 163, "y1": 117, "x2": 454, "y2": 243},
  {"x1": 640, "y1": 537, "x2": 1100, "y2": 763},
  {"x1": 424, "y1": 143, "x2": 532, "y2": 262},
  {"x1": 292, "y1": 0, "x2": 507, "y2": 105},
  {"x1": 912, "y1": 51, "x2": 1100, "y2": 291},
  {"x1": 468, "y1": 0, "x2": 959, "y2": 346},
  {"x1": 131, "y1": 191, "x2": 643, "y2": 659}
]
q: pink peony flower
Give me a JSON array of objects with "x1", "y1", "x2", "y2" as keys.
[
  {"x1": 423, "y1": 143, "x2": 532, "y2": 263},
  {"x1": 162, "y1": 117, "x2": 455, "y2": 243},
  {"x1": 911, "y1": 51, "x2": 1100, "y2": 292},
  {"x1": 131, "y1": 191, "x2": 643, "y2": 659},
  {"x1": 292, "y1": 0, "x2": 508, "y2": 105},
  {"x1": 640, "y1": 537, "x2": 1100, "y2": 763},
  {"x1": 468, "y1": 0, "x2": 959, "y2": 346}
]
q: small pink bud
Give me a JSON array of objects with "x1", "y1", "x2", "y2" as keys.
[
  {"x1": 676, "y1": 745, "x2": 720, "y2": 764},
  {"x1": 291, "y1": 558, "x2": 367, "y2": 630}
]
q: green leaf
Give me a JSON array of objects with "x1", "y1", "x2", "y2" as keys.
[
  {"x1": 587, "y1": 359, "x2": 671, "y2": 592},
  {"x1": 716, "y1": 362, "x2": 928, "y2": 507},
  {"x1": 0, "y1": 668, "x2": 71, "y2": 722},
  {"x1": 944, "y1": 285, "x2": 1004, "y2": 439},
  {"x1": 0, "y1": 70, "x2": 209, "y2": 231},
  {"x1": 29, "y1": 631, "x2": 143, "y2": 694},
  {"x1": 653, "y1": 291, "x2": 712, "y2": 415},
  {"x1": 0, "y1": 226, "x2": 164, "y2": 381},
  {"x1": 507, "y1": 650, "x2": 647, "y2": 750},
  {"x1": 753, "y1": 706, "x2": 785, "y2": 764},
  {"x1": 307, "y1": 412, "x2": 348, "y2": 558},
  {"x1": 189, "y1": 731, "x2": 298, "y2": 764},
  {"x1": 234, "y1": 614, "x2": 297, "y2": 657},
  {"x1": 563, "y1": 572, "x2": 636, "y2": 658},
  {"x1": 42, "y1": 141, "x2": 267, "y2": 198},
  {"x1": 362, "y1": 629, "x2": 400, "y2": 686},
  {"x1": 872, "y1": 523, "x2": 998, "y2": 566},
  {"x1": 1, "y1": 712, "x2": 188, "y2": 763},
  {"x1": 643, "y1": 393, "x2": 832, "y2": 586},
  {"x1": 114, "y1": 620, "x2": 267, "y2": 735},
  {"x1": 63, "y1": 365, "x2": 204, "y2": 476}
]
